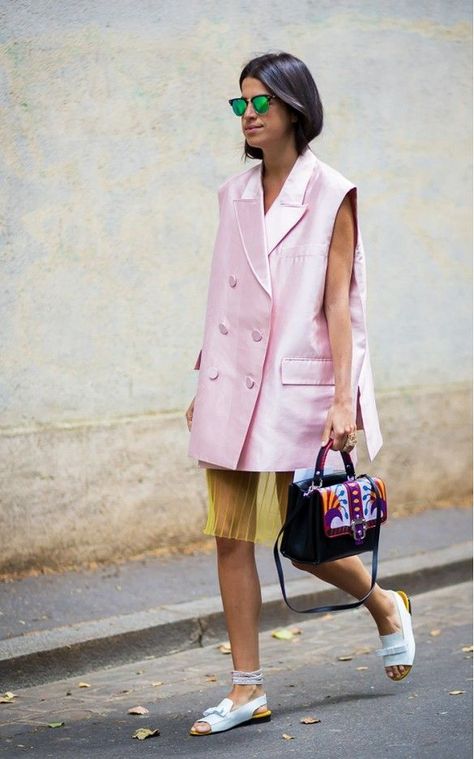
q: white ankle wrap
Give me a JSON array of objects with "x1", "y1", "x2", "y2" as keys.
[{"x1": 231, "y1": 667, "x2": 263, "y2": 685}]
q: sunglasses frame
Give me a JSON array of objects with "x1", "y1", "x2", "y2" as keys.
[{"x1": 228, "y1": 94, "x2": 277, "y2": 116}]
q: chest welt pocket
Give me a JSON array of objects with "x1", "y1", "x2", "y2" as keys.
[
  {"x1": 277, "y1": 243, "x2": 328, "y2": 258},
  {"x1": 281, "y1": 357, "x2": 335, "y2": 385}
]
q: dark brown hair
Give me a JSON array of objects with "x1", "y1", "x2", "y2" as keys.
[{"x1": 239, "y1": 51, "x2": 324, "y2": 160}]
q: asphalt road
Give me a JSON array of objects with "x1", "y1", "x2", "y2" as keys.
[{"x1": 1, "y1": 582, "x2": 472, "y2": 759}]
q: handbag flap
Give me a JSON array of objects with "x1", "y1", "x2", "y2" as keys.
[{"x1": 318, "y1": 476, "x2": 387, "y2": 540}]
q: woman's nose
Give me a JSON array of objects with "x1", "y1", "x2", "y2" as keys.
[{"x1": 243, "y1": 100, "x2": 257, "y2": 118}]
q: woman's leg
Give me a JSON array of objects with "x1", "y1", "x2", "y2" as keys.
[
  {"x1": 191, "y1": 536, "x2": 267, "y2": 732},
  {"x1": 291, "y1": 555, "x2": 406, "y2": 678},
  {"x1": 192, "y1": 468, "x2": 270, "y2": 733}
]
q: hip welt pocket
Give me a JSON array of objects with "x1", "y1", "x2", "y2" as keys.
[{"x1": 281, "y1": 357, "x2": 335, "y2": 385}]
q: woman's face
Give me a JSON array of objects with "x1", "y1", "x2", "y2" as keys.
[{"x1": 240, "y1": 76, "x2": 296, "y2": 152}]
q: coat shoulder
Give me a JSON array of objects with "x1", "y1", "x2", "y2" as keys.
[
  {"x1": 217, "y1": 162, "x2": 260, "y2": 199},
  {"x1": 311, "y1": 156, "x2": 357, "y2": 197}
]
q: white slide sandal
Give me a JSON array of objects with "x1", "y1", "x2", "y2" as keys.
[
  {"x1": 189, "y1": 694, "x2": 272, "y2": 735},
  {"x1": 376, "y1": 589, "x2": 415, "y2": 681}
]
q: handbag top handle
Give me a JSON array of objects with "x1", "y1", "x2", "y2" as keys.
[{"x1": 312, "y1": 437, "x2": 356, "y2": 486}]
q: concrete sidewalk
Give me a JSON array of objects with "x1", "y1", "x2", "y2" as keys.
[{"x1": 0, "y1": 507, "x2": 471, "y2": 689}]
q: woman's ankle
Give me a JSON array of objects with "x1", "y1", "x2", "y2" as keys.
[
  {"x1": 230, "y1": 683, "x2": 264, "y2": 698},
  {"x1": 366, "y1": 588, "x2": 401, "y2": 635}
]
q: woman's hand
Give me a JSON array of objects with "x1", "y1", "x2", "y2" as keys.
[
  {"x1": 185, "y1": 397, "x2": 195, "y2": 431},
  {"x1": 321, "y1": 399, "x2": 356, "y2": 452}
]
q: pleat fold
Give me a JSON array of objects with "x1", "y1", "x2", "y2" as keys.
[{"x1": 203, "y1": 469, "x2": 294, "y2": 545}]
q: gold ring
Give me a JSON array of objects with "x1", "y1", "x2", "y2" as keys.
[{"x1": 342, "y1": 431, "x2": 357, "y2": 452}]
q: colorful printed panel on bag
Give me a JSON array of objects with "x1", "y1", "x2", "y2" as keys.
[{"x1": 319, "y1": 476, "x2": 387, "y2": 538}]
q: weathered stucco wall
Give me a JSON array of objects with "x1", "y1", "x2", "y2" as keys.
[{"x1": 0, "y1": 1, "x2": 471, "y2": 572}]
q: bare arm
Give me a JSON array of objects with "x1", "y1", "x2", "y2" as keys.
[{"x1": 321, "y1": 191, "x2": 357, "y2": 449}]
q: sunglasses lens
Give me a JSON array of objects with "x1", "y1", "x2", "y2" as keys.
[
  {"x1": 231, "y1": 98, "x2": 247, "y2": 116},
  {"x1": 253, "y1": 96, "x2": 270, "y2": 114}
]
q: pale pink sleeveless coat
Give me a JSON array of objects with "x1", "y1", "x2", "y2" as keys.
[{"x1": 187, "y1": 146, "x2": 383, "y2": 471}]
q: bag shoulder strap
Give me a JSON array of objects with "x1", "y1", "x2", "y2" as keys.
[{"x1": 272, "y1": 475, "x2": 383, "y2": 614}]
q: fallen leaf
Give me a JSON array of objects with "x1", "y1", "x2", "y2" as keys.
[
  {"x1": 354, "y1": 646, "x2": 372, "y2": 655},
  {"x1": 288, "y1": 625, "x2": 303, "y2": 635},
  {"x1": 48, "y1": 722, "x2": 64, "y2": 728},
  {"x1": 0, "y1": 692, "x2": 16, "y2": 704},
  {"x1": 272, "y1": 628, "x2": 295, "y2": 640},
  {"x1": 78, "y1": 682, "x2": 91, "y2": 688},
  {"x1": 282, "y1": 733, "x2": 294, "y2": 740},
  {"x1": 408, "y1": 693, "x2": 419, "y2": 699},
  {"x1": 132, "y1": 727, "x2": 160, "y2": 740},
  {"x1": 135, "y1": 670, "x2": 144, "y2": 675},
  {"x1": 152, "y1": 682, "x2": 164, "y2": 687},
  {"x1": 128, "y1": 705, "x2": 150, "y2": 715},
  {"x1": 449, "y1": 690, "x2": 465, "y2": 696},
  {"x1": 356, "y1": 666, "x2": 368, "y2": 671},
  {"x1": 300, "y1": 716, "x2": 321, "y2": 724},
  {"x1": 205, "y1": 675, "x2": 217, "y2": 682},
  {"x1": 337, "y1": 656, "x2": 353, "y2": 662},
  {"x1": 462, "y1": 645, "x2": 474, "y2": 653},
  {"x1": 218, "y1": 642, "x2": 232, "y2": 654},
  {"x1": 322, "y1": 613, "x2": 333, "y2": 620},
  {"x1": 430, "y1": 629, "x2": 441, "y2": 637}
]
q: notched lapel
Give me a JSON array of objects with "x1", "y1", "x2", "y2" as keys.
[
  {"x1": 266, "y1": 146, "x2": 318, "y2": 255},
  {"x1": 232, "y1": 147, "x2": 319, "y2": 296},
  {"x1": 264, "y1": 202, "x2": 309, "y2": 256},
  {"x1": 233, "y1": 195, "x2": 272, "y2": 298}
]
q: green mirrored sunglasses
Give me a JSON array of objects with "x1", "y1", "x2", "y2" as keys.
[{"x1": 228, "y1": 94, "x2": 277, "y2": 116}]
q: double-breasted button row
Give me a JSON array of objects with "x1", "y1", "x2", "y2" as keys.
[
  {"x1": 218, "y1": 322, "x2": 264, "y2": 343},
  {"x1": 208, "y1": 367, "x2": 256, "y2": 389}
]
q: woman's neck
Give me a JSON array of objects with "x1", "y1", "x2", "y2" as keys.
[{"x1": 261, "y1": 140, "x2": 299, "y2": 182}]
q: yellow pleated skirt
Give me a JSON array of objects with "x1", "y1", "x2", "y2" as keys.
[{"x1": 203, "y1": 468, "x2": 295, "y2": 546}]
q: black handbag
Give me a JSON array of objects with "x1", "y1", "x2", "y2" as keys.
[{"x1": 273, "y1": 438, "x2": 387, "y2": 614}]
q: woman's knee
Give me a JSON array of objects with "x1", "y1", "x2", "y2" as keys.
[{"x1": 215, "y1": 535, "x2": 255, "y2": 558}]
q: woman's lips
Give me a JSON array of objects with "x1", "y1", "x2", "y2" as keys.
[{"x1": 245, "y1": 125, "x2": 263, "y2": 133}]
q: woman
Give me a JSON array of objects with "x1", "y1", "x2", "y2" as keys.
[{"x1": 185, "y1": 51, "x2": 415, "y2": 736}]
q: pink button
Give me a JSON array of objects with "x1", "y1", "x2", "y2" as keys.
[
  {"x1": 251, "y1": 329, "x2": 263, "y2": 342},
  {"x1": 218, "y1": 322, "x2": 229, "y2": 335},
  {"x1": 208, "y1": 367, "x2": 219, "y2": 380},
  {"x1": 245, "y1": 376, "x2": 255, "y2": 389},
  {"x1": 229, "y1": 275, "x2": 237, "y2": 287}
]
